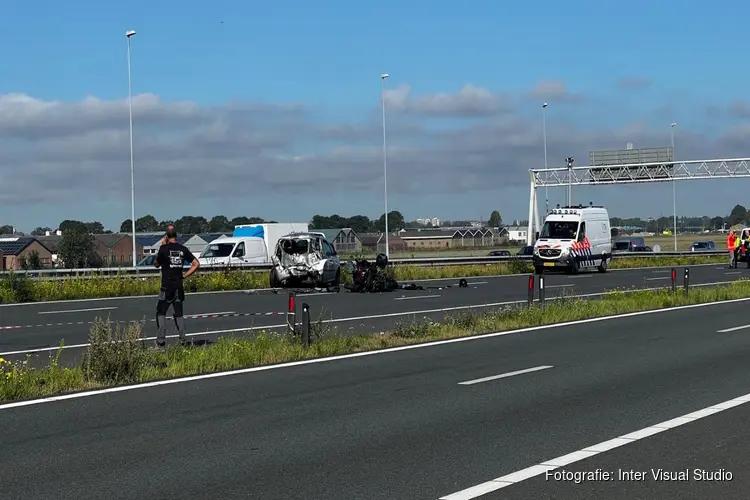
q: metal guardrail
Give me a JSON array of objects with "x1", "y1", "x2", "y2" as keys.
[{"x1": 0, "y1": 251, "x2": 727, "y2": 280}]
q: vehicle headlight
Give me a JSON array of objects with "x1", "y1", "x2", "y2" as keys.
[{"x1": 560, "y1": 247, "x2": 570, "y2": 256}]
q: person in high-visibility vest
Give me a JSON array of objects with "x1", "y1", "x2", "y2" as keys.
[{"x1": 728, "y1": 230, "x2": 738, "y2": 268}]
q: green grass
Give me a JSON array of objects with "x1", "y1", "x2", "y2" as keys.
[
  {"x1": 0, "y1": 253, "x2": 728, "y2": 304},
  {"x1": 1, "y1": 279, "x2": 749, "y2": 403}
]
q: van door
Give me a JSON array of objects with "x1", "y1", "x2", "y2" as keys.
[
  {"x1": 577, "y1": 221, "x2": 590, "y2": 266},
  {"x1": 229, "y1": 241, "x2": 246, "y2": 265}
]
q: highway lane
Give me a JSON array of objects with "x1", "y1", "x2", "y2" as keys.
[
  {"x1": 0, "y1": 264, "x2": 745, "y2": 355},
  {"x1": 486, "y1": 404, "x2": 749, "y2": 499},
  {"x1": 3, "y1": 301, "x2": 750, "y2": 499}
]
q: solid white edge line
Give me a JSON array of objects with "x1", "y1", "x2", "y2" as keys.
[
  {"x1": 1, "y1": 294, "x2": 750, "y2": 411},
  {"x1": 458, "y1": 365, "x2": 553, "y2": 385},
  {"x1": 438, "y1": 392, "x2": 750, "y2": 499},
  {"x1": 0, "y1": 262, "x2": 725, "y2": 308},
  {"x1": 394, "y1": 295, "x2": 442, "y2": 301},
  {"x1": 1, "y1": 279, "x2": 739, "y2": 357}
]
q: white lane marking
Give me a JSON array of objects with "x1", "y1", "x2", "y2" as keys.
[
  {"x1": 0, "y1": 280, "x2": 740, "y2": 357},
  {"x1": 38, "y1": 307, "x2": 117, "y2": 315},
  {"x1": 546, "y1": 284, "x2": 574, "y2": 289},
  {"x1": 468, "y1": 281, "x2": 488, "y2": 285},
  {"x1": 717, "y1": 323, "x2": 750, "y2": 333},
  {"x1": 645, "y1": 277, "x2": 670, "y2": 281},
  {"x1": 0, "y1": 263, "x2": 725, "y2": 308},
  {"x1": 725, "y1": 271, "x2": 742, "y2": 275},
  {"x1": 438, "y1": 392, "x2": 750, "y2": 499},
  {"x1": 651, "y1": 269, "x2": 671, "y2": 273},
  {"x1": 394, "y1": 295, "x2": 442, "y2": 301},
  {"x1": 565, "y1": 275, "x2": 592, "y2": 279},
  {"x1": 1, "y1": 295, "x2": 749, "y2": 411},
  {"x1": 458, "y1": 365, "x2": 553, "y2": 385}
]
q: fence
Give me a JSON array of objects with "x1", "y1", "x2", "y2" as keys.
[{"x1": 0, "y1": 250, "x2": 726, "y2": 280}]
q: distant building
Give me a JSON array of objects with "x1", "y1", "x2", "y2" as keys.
[
  {"x1": 184, "y1": 233, "x2": 229, "y2": 257},
  {"x1": 399, "y1": 228, "x2": 496, "y2": 249},
  {"x1": 507, "y1": 226, "x2": 529, "y2": 243},
  {"x1": 315, "y1": 228, "x2": 363, "y2": 253},
  {"x1": 93, "y1": 234, "x2": 143, "y2": 266},
  {"x1": 0, "y1": 237, "x2": 53, "y2": 271},
  {"x1": 359, "y1": 233, "x2": 406, "y2": 254}
]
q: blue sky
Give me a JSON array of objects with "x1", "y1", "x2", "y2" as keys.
[{"x1": 2, "y1": 0, "x2": 750, "y2": 232}]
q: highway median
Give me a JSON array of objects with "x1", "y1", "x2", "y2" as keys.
[
  {"x1": 0, "y1": 253, "x2": 729, "y2": 303},
  {"x1": 1, "y1": 277, "x2": 748, "y2": 403}
]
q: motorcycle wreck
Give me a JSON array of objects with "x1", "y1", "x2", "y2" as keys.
[{"x1": 344, "y1": 253, "x2": 400, "y2": 293}]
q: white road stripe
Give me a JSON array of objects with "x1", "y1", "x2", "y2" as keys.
[
  {"x1": 725, "y1": 271, "x2": 742, "y2": 275},
  {"x1": 546, "y1": 284, "x2": 574, "y2": 289},
  {"x1": 458, "y1": 365, "x2": 553, "y2": 385},
  {"x1": 645, "y1": 277, "x2": 670, "y2": 281},
  {"x1": 38, "y1": 307, "x2": 117, "y2": 315},
  {"x1": 438, "y1": 391, "x2": 750, "y2": 499},
  {"x1": 717, "y1": 323, "x2": 750, "y2": 333},
  {"x1": 394, "y1": 295, "x2": 442, "y2": 301},
  {"x1": 0, "y1": 298, "x2": 749, "y2": 411}
]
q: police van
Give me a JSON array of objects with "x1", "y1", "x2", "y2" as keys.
[{"x1": 532, "y1": 204, "x2": 612, "y2": 274}]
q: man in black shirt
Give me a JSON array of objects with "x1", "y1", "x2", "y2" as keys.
[{"x1": 153, "y1": 225, "x2": 200, "y2": 347}]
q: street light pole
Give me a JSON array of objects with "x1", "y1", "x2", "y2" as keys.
[
  {"x1": 542, "y1": 103, "x2": 548, "y2": 213},
  {"x1": 671, "y1": 122, "x2": 677, "y2": 251},
  {"x1": 126, "y1": 29, "x2": 137, "y2": 267},
  {"x1": 380, "y1": 73, "x2": 390, "y2": 259}
]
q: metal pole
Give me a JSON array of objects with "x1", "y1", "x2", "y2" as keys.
[
  {"x1": 127, "y1": 31, "x2": 137, "y2": 267},
  {"x1": 381, "y1": 74, "x2": 390, "y2": 259},
  {"x1": 671, "y1": 123, "x2": 677, "y2": 252},
  {"x1": 542, "y1": 103, "x2": 548, "y2": 214}
]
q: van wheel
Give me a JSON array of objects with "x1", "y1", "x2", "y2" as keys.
[{"x1": 598, "y1": 256, "x2": 608, "y2": 273}]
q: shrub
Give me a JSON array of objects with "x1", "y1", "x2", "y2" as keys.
[{"x1": 82, "y1": 318, "x2": 151, "y2": 384}]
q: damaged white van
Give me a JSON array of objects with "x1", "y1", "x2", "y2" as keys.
[
  {"x1": 269, "y1": 232, "x2": 341, "y2": 288},
  {"x1": 532, "y1": 205, "x2": 612, "y2": 274}
]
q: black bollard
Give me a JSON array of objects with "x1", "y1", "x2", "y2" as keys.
[
  {"x1": 683, "y1": 267, "x2": 690, "y2": 296},
  {"x1": 671, "y1": 268, "x2": 676, "y2": 294},
  {"x1": 302, "y1": 303, "x2": 311, "y2": 348},
  {"x1": 539, "y1": 275, "x2": 546, "y2": 310}
]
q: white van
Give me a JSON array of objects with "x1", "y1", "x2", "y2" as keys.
[{"x1": 532, "y1": 205, "x2": 612, "y2": 274}]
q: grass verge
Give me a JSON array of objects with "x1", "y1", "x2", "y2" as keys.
[
  {"x1": 0, "y1": 254, "x2": 729, "y2": 304},
  {"x1": 1, "y1": 279, "x2": 748, "y2": 403}
]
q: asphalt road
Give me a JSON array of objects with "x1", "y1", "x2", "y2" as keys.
[
  {"x1": 0, "y1": 264, "x2": 745, "y2": 358},
  {"x1": 2, "y1": 299, "x2": 750, "y2": 499}
]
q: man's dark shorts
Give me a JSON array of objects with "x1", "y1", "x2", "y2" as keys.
[{"x1": 157, "y1": 286, "x2": 185, "y2": 316}]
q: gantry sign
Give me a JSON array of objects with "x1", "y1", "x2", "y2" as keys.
[{"x1": 525, "y1": 147, "x2": 750, "y2": 245}]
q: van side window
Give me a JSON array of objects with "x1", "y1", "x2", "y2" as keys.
[
  {"x1": 578, "y1": 222, "x2": 586, "y2": 241},
  {"x1": 233, "y1": 242, "x2": 245, "y2": 257}
]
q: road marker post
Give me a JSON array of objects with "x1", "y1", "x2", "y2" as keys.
[
  {"x1": 683, "y1": 267, "x2": 690, "y2": 296},
  {"x1": 671, "y1": 267, "x2": 677, "y2": 293},
  {"x1": 301, "y1": 303, "x2": 311, "y2": 348},
  {"x1": 527, "y1": 275, "x2": 534, "y2": 307},
  {"x1": 287, "y1": 292, "x2": 296, "y2": 336},
  {"x1": 538, "y1": 275, "x2": 546, "y2": 310}
]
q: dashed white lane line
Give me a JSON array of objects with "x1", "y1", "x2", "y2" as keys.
[
  {"x1": 717, "y1": 323, "x2": 750, "y2": 333},
  {"x1": 438, "y1": 392, "x2": 750, "y2": 499},
  {"x1": 645, "y1": 277, "x2": 671, "y2": 281},
  {"x1": 394, "y1": 295, "x2": 442, "y2": 301},
  {"x1": 38, "y1": 306, "x2": 118, "y2": 315},
  {"x1": 458, "y1": 365, "x2": 553, "y2": 385},
  {"x1": 546, "y1": 284, "x2": 574, "y2": 289},
  {"x1": 725, "y1": 271, "x2": 742, "y2": 275}
]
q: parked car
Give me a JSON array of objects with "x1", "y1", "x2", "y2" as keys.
[
  {"x1": 488, "y1": 250, "x2": 511, "y2": 257},
  {"x1": 690, "y1": 240, "x2": 716, "y2": 252}
]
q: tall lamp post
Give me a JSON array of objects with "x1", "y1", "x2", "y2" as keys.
[
  {"x1": 542, "y1": 103, "x2": 548, "y2": 213},
  {"x1": 380, "y1": 73, "x2": 390, "y2": 258},
  {"x1": 126, "y1": 29, "x2": 137, "y2": 267},
  {"x1": 671, "y1": 122, "x2": 677, "y2": 251},
  {"x1": 566, "y1": 157, "x2": 574, "y2": 206}
]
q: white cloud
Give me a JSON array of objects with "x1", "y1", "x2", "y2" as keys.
[{"x1": 1, "y1": 83, "x2": 750, "y2": 228}]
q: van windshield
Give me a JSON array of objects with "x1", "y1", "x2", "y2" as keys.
[
  {"x1": 200, "y1": 243, "x2": 235, "y2": 258},
  {"x1": 540, "y1": 221, "x2": 579, "y2": 240}
]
